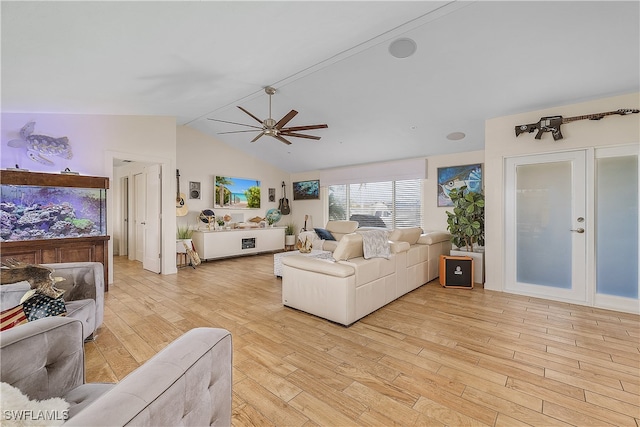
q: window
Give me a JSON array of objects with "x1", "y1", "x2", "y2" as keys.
[{"x1": 328, "y1": 179, "x2": 423, "y2": 228}]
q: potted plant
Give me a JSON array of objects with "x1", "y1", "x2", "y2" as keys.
[
  {"x1": 177, "y1": 224, "x2": 194, "y2": 253},
  {"x1": 445, "y1": 185, "x2": 485, "y2": 284},
  {"x1": 284, "y1": 223, "x2": 297, "y2": 247}
]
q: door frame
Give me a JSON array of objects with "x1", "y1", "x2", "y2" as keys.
[
  {"x1": 106, "y1": 150, "x2": 176, "y2": 285},
  {"x1": 504, "y1": 149, "x2": 588, "y2": 304}
]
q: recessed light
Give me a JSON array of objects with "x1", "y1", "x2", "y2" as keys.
[
  {"x1": 389, "y1": 38, "x2": 417, "y2": 59},
  {"x1": 446, "y1": 132, "x2": 466, "y2": 141}
]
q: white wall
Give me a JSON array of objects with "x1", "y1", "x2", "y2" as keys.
[
  {"x1": 423, "y1": 150, "x2": 484, "y2": 232},
  {"x1": 484, "y1": 92, "x2": 640, "y2": 292},
  {"x1": 1, "y1": 113, "x2": 177, "y2": 282},
  {"x1": 175, "y1": 125, "x2": 290, "y2": 230}
]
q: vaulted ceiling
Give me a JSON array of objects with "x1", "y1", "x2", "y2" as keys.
[{"x1": 2, "y1": 1, "x2": 638, "y2": 173}]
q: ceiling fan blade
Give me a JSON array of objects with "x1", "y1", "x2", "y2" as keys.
[
  {"x1": 207, "y1": 118, "x2": 262, "y2": 129},
  {"x1": 281, "y1": 124, "x2": 328, "y2": 132},
  {"x1": 237, "y1": 106, "x2": 264, "y2": 125},
  {"x1": 275, "y1": 135, "x2": 292, "y2": 145},
  {"x1": 251, "y1": 132, "x2": 266, "y2": 143},
  {"x1": 217, "y1": 130, "x2": 262, "y2": 135},
  {"x1": 275, "y1": 110, "x2": 298, "y2": 130},
  {"x1": 279, "y1": 131, "x2": 321, "y2": 140}
]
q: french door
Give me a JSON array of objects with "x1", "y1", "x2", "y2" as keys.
[
  {"x1": 505, "y1": 151, "x2": 587, "y2": 302},
  {"x1": 505, "y1": 147, "x2": 639, "y2": 312}
]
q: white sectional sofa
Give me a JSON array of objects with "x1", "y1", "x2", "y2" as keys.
[{"x1": 281, "y1": 227, "x2": 451, "y2": 326}]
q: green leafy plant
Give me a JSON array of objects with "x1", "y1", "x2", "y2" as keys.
[
  {"x1": 284, "y1": 223, "x2": 296, "y2": 235},
  {"x1": 445, "y1": 185, "x2": 485, "y2": 252},
  {"x1": 176, "y1": 224, "x2": 194, "y2": 239}
]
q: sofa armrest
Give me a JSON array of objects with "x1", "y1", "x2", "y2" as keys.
[
  {"x1": 64, "y1": 328, "x2": 233, "y2": 427},
  {"x1": 282, "y1": 255, "x2": 354, "y2": 277},
  {"x1": 417, "y1": 231, "x2": 451, "y2": 245},
  {"x1": 44, "y1": 262, "x2": 104, "y2": 330},
  {"x1": 0, "y1": 317, "x2": 85, "y2": 400}
]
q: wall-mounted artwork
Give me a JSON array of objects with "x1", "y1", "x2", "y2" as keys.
[
  {"x1": 215, "y1": 176, "x2": 261, "y2": 209},
  {"x1": 437, "y1": 163, "x2": 483, "y2": 207},
  {"x1": 293, "y1": 180, "x2": 320, "y2": 200}
]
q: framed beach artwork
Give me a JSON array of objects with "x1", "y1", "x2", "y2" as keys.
[
  {"x1": 215, "y1": 176, "x2": 261, "y2": 209},
  {"x1": 437, "y1": 163, "x2": 483, "y2": 207}
]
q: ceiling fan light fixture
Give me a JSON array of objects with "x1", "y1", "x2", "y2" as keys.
[{"x1": 389, "y1": 38, "x2": 417, "y2": 59}]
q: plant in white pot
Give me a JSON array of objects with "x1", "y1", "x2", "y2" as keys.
[
  {"x1": 176, "y1": 224, "x2": 194, "y2": 253},
  {"x1": 284, "y1": 223, "x2": 297, "y2": 247},
  {"x1": 445, "y1": 185, "x2": 485, "y2": 284}
]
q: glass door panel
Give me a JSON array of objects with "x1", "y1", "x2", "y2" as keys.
[
  {"x1": 505, "y1": 151, "x2": 587, "y2": 302},
  {"x1": 596, "y1": 153, "x2": 638, "y2": 299}
]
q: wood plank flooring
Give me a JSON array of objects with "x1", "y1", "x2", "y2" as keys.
[{"x1": 85, "y1": 255, "x2": 640, "y2": 426}]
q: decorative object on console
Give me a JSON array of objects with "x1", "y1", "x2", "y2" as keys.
[
  {"x1": 265, "y1": 208, "x2": 281, "y2": 226},
  {"x1": 199, "y1": 209, "x2": 216, "y2": 230},
  {"x1": 207, "y1": 86, "x2": 328, "y2": 145},
  {"x1": 515, "y1": 108, "x2": 639, "y2": 141},
  {"x1": 437, "y1": 163, "x2": 482, "y2": 207},
  {"x1": 293, "y1": 180, "x2": 320, "y2": 200},
  {"x1": 7, "y1": 121, "x2": 72, "y2": 166}
]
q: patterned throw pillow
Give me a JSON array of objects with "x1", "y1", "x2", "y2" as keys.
[
  {"x1": 0, "y1": 292, "x2": 67, "y2": 332},
  {"x1": 21, "y1": 292, "x2": 67, "y2": 321},
  {"x1": 0, "y1": 304, "x2": 28, "y2": 331}
]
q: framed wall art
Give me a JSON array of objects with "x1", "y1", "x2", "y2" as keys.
[
  {"x1": 437, "y1": 163, "x2": 483, "y2": 207},
  {"x1": 215, "y1": 176, "x2": 261, "y2": 209},
  {"x1": 293, "y1": 180, "x2": 320, "y2": 200}
]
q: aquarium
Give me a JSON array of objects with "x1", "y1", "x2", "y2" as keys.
[{"x1": 0, "y1": 184, "x2": 106, "y2": 242}]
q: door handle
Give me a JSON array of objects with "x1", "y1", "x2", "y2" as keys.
[
  {"x1": 141, "y1": 222, "x2": 146, "y2": 225},
  {"x1": 570, "y1": 228, "x2": 585, "y2": 233}
]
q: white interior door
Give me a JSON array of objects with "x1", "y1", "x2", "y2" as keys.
[
  {"x1": 134, "y1": 173, "x2": 145, "y2": 262},
  {"x1": 505, "y1": 150, "x2": 587, "y2": 303},
  {"x1": 120, "y1": 176, "x2": 128, "y2": 256},
  {"x1": 143, "y1": 164, "x2": 162, "y2": 273}
]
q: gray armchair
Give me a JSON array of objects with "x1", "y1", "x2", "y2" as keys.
[
  {"x1": 0, "y1": 316, "x2": 233, "y2": 426},
  {"x1": 0, "y1": 262, "x2": 104, "y2": 340}
]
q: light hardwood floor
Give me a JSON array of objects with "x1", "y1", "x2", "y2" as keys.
[{"x1": 85, "y1": 255, "x2": 640, "y2": 426}]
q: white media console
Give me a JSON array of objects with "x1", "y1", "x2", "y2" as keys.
[{"x1": 192, "y1": 227, "x2": 285, "y2": 260}]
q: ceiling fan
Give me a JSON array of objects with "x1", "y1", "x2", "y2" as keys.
[{"x1": 208, "y1": 86, "x2": 328, "y2": 145}]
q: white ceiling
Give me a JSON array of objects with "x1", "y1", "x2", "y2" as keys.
[{"x1": 2, "y1": 1, "x2": 638, "y2": 173}]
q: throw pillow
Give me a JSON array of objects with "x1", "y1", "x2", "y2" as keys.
[
  {"x1": 21, "y1": 292, "x2": 67, "y2": 322},
  {"x1": 0, "y1": 281, "x2": 31, "y2": 311},
  {"x1": 314, "y1": 228, "x2": 335, "y2": 241},
  {"x1": 0, "y1": 382, "x2": 69, "y2": 426},
  {"x1": 0, "y1": 304, "x2": 28, "y2": 331}
]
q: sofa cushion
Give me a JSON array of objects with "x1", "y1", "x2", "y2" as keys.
[
  {"x1": 314, "y1": 228, "x2": 335, "y2": 241},
  {"x1": 388, "y1": 227, "x2": 424, "y2": 245},
  {"x1": 332, "y1": 233, "x2": 364, "y2": 261},
  {"x1": 0, "y1": 281, "x2": 31, "y2": 311},
  {"x1": 325, "y1": 220, "x2": 359, "y2": 235}
]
